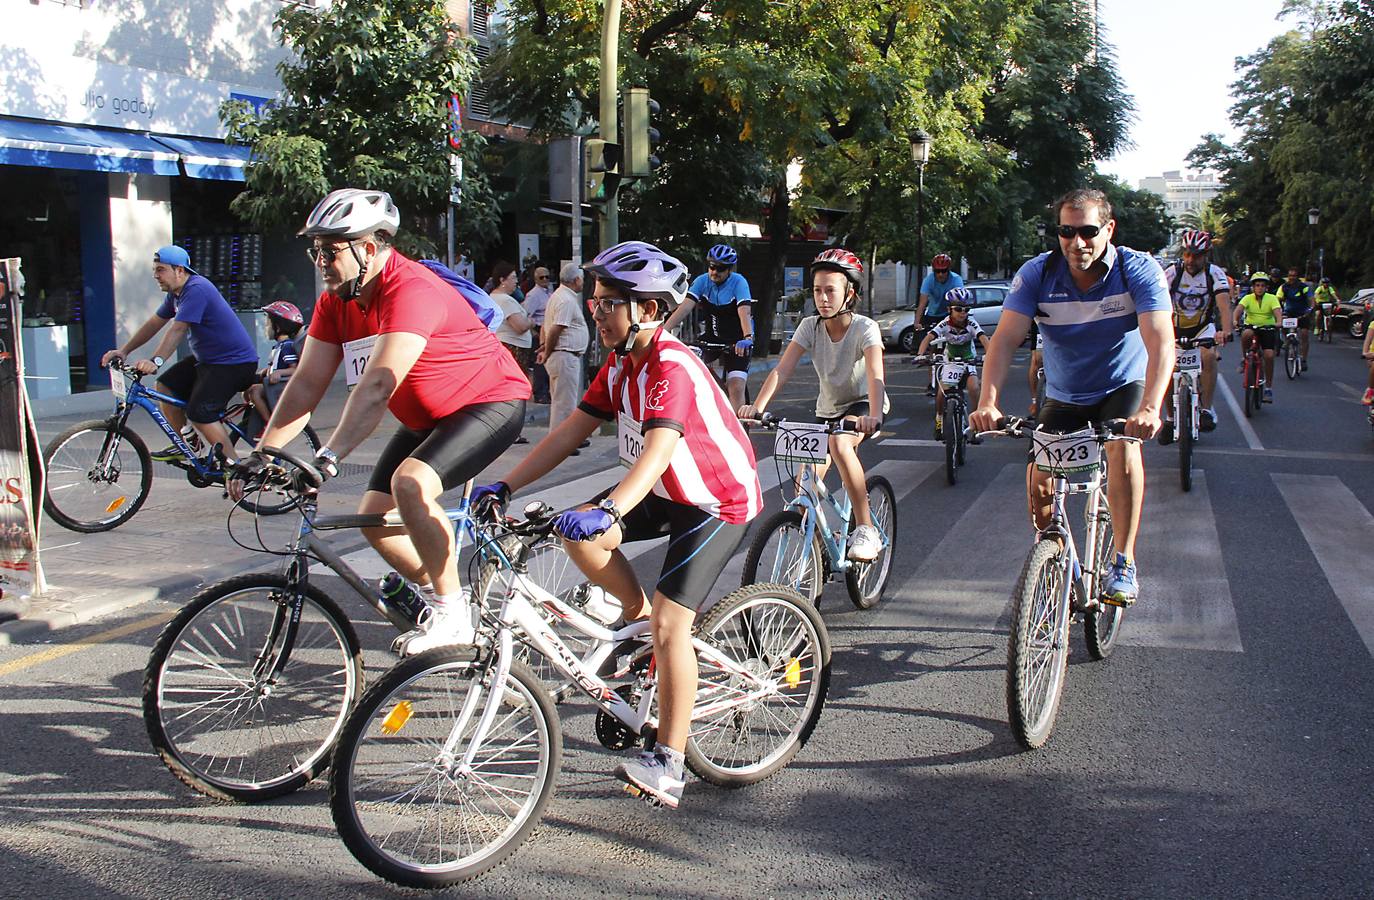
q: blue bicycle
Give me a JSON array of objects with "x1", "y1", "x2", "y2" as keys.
[
  {"x1": 740, "y1": 414, "x2": 895, "y2": 609},
  {"x1": 42, "y1": 361, "x2": 320, "y2": 532}
]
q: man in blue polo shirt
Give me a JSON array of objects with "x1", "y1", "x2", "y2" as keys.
[
  {"x1": 662, "y1": 244, "x2": 754, "y2": 408},
  {"x1": 970, "y1": 188, "x2": 1174, "y2": 604},
  {"x1": 101, "y1": 245, "x2": 260, "y2": 464}
]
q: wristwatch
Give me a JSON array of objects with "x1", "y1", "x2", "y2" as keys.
[
  {"x1": 314, "y1": 446, "x2": 340, "y2": 480},
  {"x1": 151, "y1": 356, "x2": 165, "y2": 368},
  {"x1": 597, "y1": 497, "x2": 624, "y2": 529}
]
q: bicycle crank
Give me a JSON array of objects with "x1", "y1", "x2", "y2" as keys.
[{"x1": 595, "y1": 685, "x2": 640, "y2": 750}]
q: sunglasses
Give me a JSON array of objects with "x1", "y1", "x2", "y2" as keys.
[
  {"x1": 306, "y1": 242, "x2": 357, "y2": 265},
  {"x1": 707, "y1": 263, "x2": 731, "y2": 272},
  {"x1": 1056, "y1": 224, "x2": 1103, "y2": 240},
  {"x1": 947, "y1": 305, "x2": 968, "y2": 313},
  {"x1": 536, "y1": 275, "x2": 549, "y2": 281}
]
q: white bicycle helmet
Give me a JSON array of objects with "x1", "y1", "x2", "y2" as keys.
[
  {"x1": 299, "y1": 189, "x2": 400, "y2": 239},
  {"x1": 583, "y1": 241, "x2": 690, "y2": 305}
]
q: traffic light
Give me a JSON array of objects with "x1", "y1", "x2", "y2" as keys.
[
  {"x1": 623, "y1": 87, "x2": 661, "y2": 178},
  {"x1": 583, "y1": 137, "x2": 622, "y2": 205}
]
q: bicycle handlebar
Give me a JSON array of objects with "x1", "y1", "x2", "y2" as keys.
[
  {"x1": 978, "y1": 416, "x2": 1139, "y2": 443},
  {"x1": 739, "y1": 412, "x2": 864, "y2": 434}
]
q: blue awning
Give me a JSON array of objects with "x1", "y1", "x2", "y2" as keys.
[
  {"x1": 0, "y1": 117, "x2": 179, "y2": 175},
  {"x1": 151, "y1": 135, "x2": 252, "y2": 182}
]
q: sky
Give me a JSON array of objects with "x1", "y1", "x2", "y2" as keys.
[{"x1": 1096, "y1": 0, "x2": 1295, "y2": 186}]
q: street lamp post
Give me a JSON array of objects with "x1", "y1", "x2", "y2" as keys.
[
  {"x1": 909, "y1": 130, "x2": 932, "y2": 294},
  {"x1": 1035, "y1": 220, "x2": 1047, "y2": 252},
  {"x1": 1307, "y1": 207, "x2": 1320, "y2": 280},
  {"x1": 1264, "y1": 234, "x2": 1273, "y2": 272}
]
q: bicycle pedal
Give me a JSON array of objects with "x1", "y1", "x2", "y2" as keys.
[
  {"x1": 622, "y1": 783, "x2": 662, "y2": 807},
  {"x1": 1099, "y1": 594, "x2": 1135, "y2": 609}
]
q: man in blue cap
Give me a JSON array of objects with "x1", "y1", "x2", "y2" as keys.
[{"x1": 101, "y1": 245, "x2": 259, "y2": 463}]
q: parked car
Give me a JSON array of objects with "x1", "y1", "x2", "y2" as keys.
[
  {"x1": 873, "y1": 280, "x2": 1012, "y2": 352},
  {"x1": 1332, "y1": 288, "x2": 1373, "y2": 339}
]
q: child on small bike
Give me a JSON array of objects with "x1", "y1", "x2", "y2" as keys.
[
  {"x1": 737, "y1": 248, "x2": 887, "y2": 562},
  {"x1": 245, "y1": 301, "x2": 304, "y2": 431},
  {"x1": 916, "y1": 288, "x2": 989, "y2": 441}
]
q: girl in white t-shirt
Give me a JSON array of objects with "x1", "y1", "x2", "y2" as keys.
[{"x1": 737, "y1": 248, "x2": 888, "y2": 561}]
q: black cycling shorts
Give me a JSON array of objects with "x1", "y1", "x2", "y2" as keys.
[
  {"x1": 367, "y1": 399, "x2": 525, "y2": 495},
  {"x1": 1292, "y1": 312, "x2": 1314, "y2": 329},
  {"x1": 1035, "y1": 381, "x2": 1145, "y2": 434},
  {"x1": 158, "y1": 357, "x2": 258, "y2": 424},
  {"x1": 818, "y1": 401, "x2": 871, "y2": 426},
  {"x1": 702, "y1": 347, "x2": 750, "y2": 376},
  {"x1": 1246, "y1": 326, "x2": 1280, "y2": 351},
  {"x1": 590, "y1": 489, "x2": 748, "y2": 613}
]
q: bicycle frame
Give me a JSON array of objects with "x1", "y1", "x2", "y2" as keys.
[
  {"x1": 1040, "y1": 468, "x2": 1106, "y2": 613},
  {"x1": 110, "y1": 376, "x2": 254, "y2": 479},
  {"x1": 1171, "y1": 343, "x2": 1204, "y2": 441},
  {"x1": 785, "y1": 462, "x2": 856, "y2": 576}
]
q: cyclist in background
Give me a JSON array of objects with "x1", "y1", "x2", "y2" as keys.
[
  {"x1": 1159, "y1": 230, "x2": 1232, "y2": 440},
  {"x1": 662, "y1": 244, "x2": 753, "y2": 409},
  {"x1": 1314, "y1": 277, "x2": 1339, "y2": 337},
  {"x1": 737, "y1": 248, "x2": 887, "y2": 561},
  {"x1": 1278, "y1": 266, "x2": 1314, "y2": 371},
  {"x1": 914, "y1": 253, "x2": 964, "y2": 395},
  {"x1": 917, "y1": 287, "x2": 990, "y2": 442},
  {"x1": 245, "y1": 300, "x2": 305, "y2": 431},
  {"x1": 1026, "y1": 323, "x2": 1045, "y2": 419},
  {"x1": 1237, "y1": 272, "x2": 1282, "y2": 403},
  {"x1": 1361, "y1": 323, "x2": 1374, "y2": 405},
  {"x1": 473, "y1": 241, "x2": 762, "y2": 809}
]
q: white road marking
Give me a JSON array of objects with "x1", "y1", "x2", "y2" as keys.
[
  {"x1": 1215, "y1": 377, "x2": 1264, "y2": 451},
  {"x1": 1274, "y1": 474, "x2": 1374, "y2": 659}
]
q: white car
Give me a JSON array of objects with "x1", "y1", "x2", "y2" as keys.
[{"x1": 873, "y1": 280, "x2": 1012, "y2": 352}]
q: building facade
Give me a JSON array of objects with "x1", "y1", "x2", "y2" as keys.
[{"x1": 1138, "y1": 169, "x2": 1223, "y2": 254}]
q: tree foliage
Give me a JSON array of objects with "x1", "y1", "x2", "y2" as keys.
[{"x1": 221, "y1": 0, "x2": 497, "y2": 258}]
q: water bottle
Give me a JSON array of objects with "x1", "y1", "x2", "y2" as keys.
[
  {"x1": 379, "y1": 572, "x2": 431, "y2": 630},
  {"x1": 570, "y1": 583, "x2": 622, "y2": 625}
]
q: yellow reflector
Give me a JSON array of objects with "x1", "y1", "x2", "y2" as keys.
[
  {"x1": 105, "y1": 497, "x2": 128, "y2": 514},
  {"x1": 783, "y1": 658, "x2": 801, "y2": 689},
  {"x1": 380, "y1": 700, "x2": 414, "y2": 735}
]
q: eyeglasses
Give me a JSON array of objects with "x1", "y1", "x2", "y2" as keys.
[
  {"x1": 592, "y1": 298, "x2": 632, "y2": 316},
  {"x1": 306, "y1": 242, "x2": 357, "y2": 265},
  {"x1": 1056, "y1": 224, "x2": 1102, "y2": 240},
  {"x1": 707, "y1": 264, "x2": 731, "y2": 272}
]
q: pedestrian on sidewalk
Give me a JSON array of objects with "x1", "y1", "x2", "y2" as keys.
[
  {"x1": 524, "y1": 264, "x2": 553, "y2": 403},
  {"x1": 490, "y1": 262, "x2": 535, "y2": 380},
  {"x1": 539, "y1": 263, "x2": 591, "y2": 454}
]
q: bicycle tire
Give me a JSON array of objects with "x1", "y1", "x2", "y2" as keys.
[
  {"x1": 236, "y1": 425, "x2": 322, "y2": 516},
  {"x1": 955, "y1": 399, "x2": 968, "y2": 466},
  {"x1": 944, "y1": 396, "x2": 959, "y2": 485},
  {"x1": 1083, "y1": 508, "x2": 1124, "y2": 660},
  {"x1": 741, "y1": 509, "x2": 824, "y2": 605},
  {"x1": 1284, "y1": 339, "x2": 1299, "y2": 380},
  {"x1": 1006, "y1": 539, "x2": 1071, "y2": 750},
  {"x1": 142, "y1": 573, "x2": 363, "y2": 802},
  {"x1": 844, "y1": 475, "x2": 896, "y2": 610},
  {"x1": 330, "y1": 648, "x2": 559, "y2": 888},
  {"x1": 685, "y1": 583, "x2": 830, "y2": 786},
  {"x1": 43, "y1": 419, "x2": 152, "y2": 533},
  {"x1": 1178, "y1": 386, "x2": 1194, "y2": 493},
  {"x1": 1243, "y1": 364, "x2": 1256, "y2": 418}
]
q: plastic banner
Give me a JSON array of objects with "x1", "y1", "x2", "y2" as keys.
[{"x1": 0, "y1": 259, "x2": 44, "y2": 594}]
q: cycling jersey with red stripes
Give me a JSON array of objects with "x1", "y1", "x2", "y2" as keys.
[{"x1": 578, "y1": 328, "x2": 762, "y2": 525}]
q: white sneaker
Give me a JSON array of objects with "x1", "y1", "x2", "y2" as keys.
[
  {"x1": 847, "y1": 524, "x2": 882, "y2": 561},
  {"x1": 394, "y1": 599, "x2": 477, "y2": 656},
  {"x1": 615, "y1": 750, "x2": 685, "y2": 809}
]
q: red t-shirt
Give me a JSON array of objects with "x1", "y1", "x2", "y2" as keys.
[
  {"x1": 579, "y1": 329, "x2": 762, "y2": 525},
  {"x1": 308, "y1": 251, "x2": 530, "y2": 430}
]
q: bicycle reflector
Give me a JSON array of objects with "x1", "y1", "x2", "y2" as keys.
[
  {"x1": 381, "y1": 700, "x2": 414, "y2": 735},
  {"x1": 105, "y1": 497, "x2": 128, "y2": 514},
  {"x1": 784, "y1": 658, "x2": 802, "y2": 689}
]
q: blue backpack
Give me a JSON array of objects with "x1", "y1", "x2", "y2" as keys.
[{"x1": 418, "y1": 259, "x2": 504, "y2": 332}]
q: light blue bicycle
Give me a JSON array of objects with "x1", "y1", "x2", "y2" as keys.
[{"x1": 741, "y1": 414, "x2": 895, "y2": 609}]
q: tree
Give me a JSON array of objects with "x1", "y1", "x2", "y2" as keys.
[
  {"x1": 1091, "y1": 175, "x2": 1173, "y2": 254},
  {"x1": 221, "y1": 0, "x2": 497, "y2": 259}
]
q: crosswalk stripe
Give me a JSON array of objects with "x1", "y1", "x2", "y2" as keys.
[
  {"x1": 1216, "y1": 377, "x2": 1264, "y2": 451},
  {"x1": 1273, "y1": 474, "x2": 1374, "y2": 659},
  {"x1": 1123, "y1": 471, "x2": 1244, "y2": 652}
]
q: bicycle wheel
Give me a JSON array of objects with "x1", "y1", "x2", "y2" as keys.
[
  {"x1": 236, "y1": 425, "x2": 322, "y2": 516},
  {"x1": 741, "y1": 509, "x2": 824, "y2": 604},
  {"x1": 844, "y1": 475, "x2": 896, "y2": 610},
  {"x1": 43, "y1": 419, "x2": 152, "y2": 533},
  {"x1": 1284, "y1": 339, "x2": 1299, "y2": 380},
  {"x1": 1006, "y1": 539, "x2": 1071, "y2": 750},
  {"x1": 944, "y1": 396, "x2": 959, "y2": 485},
  {"x1": 955, "y1": 400, "x2": 968, "y2": 466},
  {"x1": 330, "y1": 648, "x2": 559, "y2": 888},
  {"x1": 1178, "y1": 386, "x2": 1194, "y2": 493},
  {"x1": 1083, "y1": 509, "x2": 1124, "y2": 660},
  {"x1": 685, "y1": 583, "x2": 830, "y2": 786},
  {"x1": 1242, "y1": 364, "x2": 1257, "y2": 418},
  {"x1": 142, "y1": 573, "x2": 362, "y2": 801}
]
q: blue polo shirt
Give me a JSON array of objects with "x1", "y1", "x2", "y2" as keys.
[
  {"x1": 688, "y1": 271, "x2": 752, "y2": 342},
  {"x1": 1004, "y1": 246, "x2": 1171, "y2": 405},
  {"x1": 155, "y1": 274, "x2": 259, "y2": 366},
  {"x1": 919, "y1": 271, "x2": 965, "y2": 318},
  {"x1": 1278, "y1": 280, "x2": 1313, "y2": 316}
]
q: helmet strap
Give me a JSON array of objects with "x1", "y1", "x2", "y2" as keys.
[
  {"x1": 816, "y1": 284, "x2": 857, "y2": 320},
  {"x1": 343, "y1": 242, "x2": 371, "y2": 302},
  {"x1": 615, "y1": 297, "x2": 662, "y2": 354}
]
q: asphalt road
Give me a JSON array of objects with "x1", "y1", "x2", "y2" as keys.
[{"x1": 3, "y1": 333, "x2": 1373, "y2": 898}]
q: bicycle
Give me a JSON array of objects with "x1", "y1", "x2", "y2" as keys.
[
  {"x1": 1239, "y1": 327, "x2": 1274, "y2": 418},
  {"x1": 1281, "y1": 317, "x2": 1302, "y2": 380},
  {"x1": 981, "y1": 417, "x2": 1138, "y2": 750},
  {"x1": 739, "y1": 413, "x2": 895, "y2": 609},
  {"x1": 1169, "y1": 336, "x2": 1211, "y2": 493},
  {"x1": 1317, "y1": 303, "x2": 1334, "y2": 343},
  {"x1": 690, "y1": 338, "x2": 752, "y2": 403},
  {"x1": 42, "y1": 361, "x2": 320, "y2": 532},
  {"x1": 914, "y1": 352, "x2": 983, "y2": 485},
  {"x1": 327, "y1": 499, "x2": 830, "y2": 888}
]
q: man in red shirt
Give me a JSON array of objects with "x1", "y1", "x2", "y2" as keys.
[
  {"x1": 472, "y1": 241, "x2": 762, "y2": 809},
  {"x1": 234, "y1": 189, "x2": 530, "y2": 653}
]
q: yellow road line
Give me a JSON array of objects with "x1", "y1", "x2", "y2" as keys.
[{"x1": 0, "y1": 612, "x2": 174, "y2": 678}]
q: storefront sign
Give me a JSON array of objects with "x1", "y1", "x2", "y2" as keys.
[{"x1": 0, "y1": 260, "x2": 45, "y2": 595}]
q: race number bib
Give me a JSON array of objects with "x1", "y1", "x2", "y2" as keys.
[
  {"x1": 342, "y1": 335, "x2": 378, "y2": 388},
  {"x1": 618, "y1": 412, "x2": 644, "y2": 468},
  {"x1": 1176, "y1": 348, "x2": 1202, "y2": 371},
  {"x1": 109, "y1": 366, "x2": 129, "y2": 400},
  {"x1": 1281, "y1": 317, "x2": 1299, "y2": 329},
  {"x1": 774, "y1": 422, "x2": 829, "y2": 465},
  {"x1": 939, "y1": 363, "x2": 966, "y2": 387},
  {"x1": 1031, "y1": 427, "x2": 1102, "y2": 475}
]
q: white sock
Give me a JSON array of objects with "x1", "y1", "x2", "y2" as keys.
[{"x1": 655, "y1": 743, "x2": 685, "y2": 777}]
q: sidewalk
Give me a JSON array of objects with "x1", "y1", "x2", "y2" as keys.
[{"x1": 2, "y1": 354, "x2": 781, "y2": 643}]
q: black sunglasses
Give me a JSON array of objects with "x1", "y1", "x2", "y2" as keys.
[
  {"x1": 306, "y1": 242, "x2": 357, "y2": 265},
  {"x1": 707, "y1": 263, "x2": 731, "y2": 272},
  {"x1": 947, "y1": 305, "x2": 968, "y2": 312},
  {"x1": 1056, "y1": 224, "x2": 1102, "y2": 240}
]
